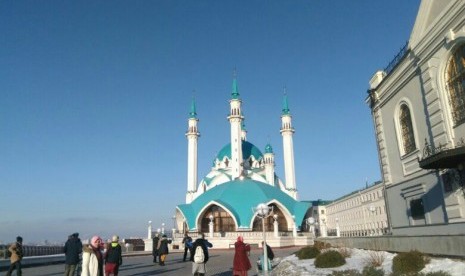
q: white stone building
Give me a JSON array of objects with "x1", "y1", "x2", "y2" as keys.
[{"x1": 367, "y1": 0, "x2": 465, "y2": 236}]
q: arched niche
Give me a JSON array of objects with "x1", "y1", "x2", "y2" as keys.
[
  {"x1": 252, "y1": 203, "x2": 288, "y2": 231},
  {"x1": 200, "y1": 205, "x2": 236, "y2": 233}
]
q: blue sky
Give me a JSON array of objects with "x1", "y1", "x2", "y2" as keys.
[{"x1": 0, "y1": 0, "x2": 420, "y2": 243}]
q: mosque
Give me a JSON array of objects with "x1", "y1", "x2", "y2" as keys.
[{"x1": 171, "y1": 76, "x2": 312, "y2": 248}]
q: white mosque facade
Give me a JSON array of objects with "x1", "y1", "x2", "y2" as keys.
[{"x1": 172, "y1": 77, "x2": 312, "y2": 248}]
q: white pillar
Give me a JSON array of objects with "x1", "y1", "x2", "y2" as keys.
[
  {"x1": 320, "y1": 220, "x2": 327, "y2": 237},
  {"x1": 228, "y1": 99, "x2": 243, "y2": 179},
  {"x1": 273, "y1": 215, "x2": 279, "y2": 237},
  {"x1": 336, "y1": 219, "x2": 340, "y2": 237},
  {"x1": 148, "y1": 221, "x2": 152, "y2": 239},
  {"x1": 280, "y1": 94, "x2": 297, "y2": 199},
  {"x1": 292, "y1": 215, "x2": 297, "y2": 237}
]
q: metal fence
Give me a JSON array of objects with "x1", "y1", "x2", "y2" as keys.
[{"x1": 0, "y1": 244, "x2": 64, "y2": 259}]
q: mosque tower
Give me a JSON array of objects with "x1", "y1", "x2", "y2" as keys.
[
  {"x1": 227, "y1": 74, "x2": 244, "y2": 179},
  {"x1": 264, "y1": 143, "x2": 275, "y2": 185},
  {"x1": 280, "y1": 92, "x2": 297, "y2": 199},
  {"x1": 186, "y1": 97, "x2": 200, "y2": 204}
]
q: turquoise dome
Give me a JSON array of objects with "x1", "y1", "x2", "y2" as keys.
[
  {"x1": 216, "y1": 141, "x2": 263, "y2": 161},
  {"x1": 177, "y1": 179, "x2": 310, "y2": 230}
]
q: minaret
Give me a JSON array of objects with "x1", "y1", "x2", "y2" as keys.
[
  {"x1": 280, "y1": 91, "x2": 297, "y2": 199},
  {"x1": 264, "y1": 143, "x2": 275, "y2": 185},
  {"x1": 227, "y1": 73, "x2": 244, "y2": 179},
  {"x1": 186, "y1": 97, "x2": 200, "y2": 203}
]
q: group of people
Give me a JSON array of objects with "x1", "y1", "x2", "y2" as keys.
[
  {"x1": 63, "y1": 233, "x2": 122, "y2": 276},
  {"x1": 6, "y1": 232, "x2": 274, "y2": 276},
  {"x1": 232, "y1": 237, "x2": 275, "y2": 276},
  {"x1": 153, "y1": 232, "x2": 213, "y2": 276}
]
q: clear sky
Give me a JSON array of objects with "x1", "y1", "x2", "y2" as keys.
[{"x1": 0, "y1": 0, "x2": 420, "y2": 244}]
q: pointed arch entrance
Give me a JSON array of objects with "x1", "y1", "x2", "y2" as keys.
[
  {"x1": 200, "y1": 205, "x2": 236, "y2": 233},
  {"x1": 252, "y1": 203, "x2": 288, "y2": 231}
]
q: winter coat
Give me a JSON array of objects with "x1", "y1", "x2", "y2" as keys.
[
  {"x1": 157, "y1": 237, "x2": 171, "y2": 255},
  {"x1": 233, "y1": 241, "x2": 251, "y2": 272},
  {"x1": 8, "y1": 242, "x2": 23, "y2": 264},
  {"x1": 190, "y1": 238, "x2": 212, "y2": 263},
  {"x1": 105, "y1": 242, "x2": 122, "y2": 265},
  {"x1": 81, "y1": 245, "x2": 104, "y2": 276},
  {"x1": 64, "y1": 236, "x2": 82, "y2": 265},
  {"x1": 152, "y1": 236, "x2": 160, "y2": 256}
]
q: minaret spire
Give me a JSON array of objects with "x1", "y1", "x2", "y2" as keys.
[
  {"x1": 227, "y1": 70, "x2": 244, "y2": 179},
  {"x1": 280, "y1": 89, "x2": 297, "y2": 199},
  {"x1": 186, "y1": 95, "x2": 200, "y2": 203}
]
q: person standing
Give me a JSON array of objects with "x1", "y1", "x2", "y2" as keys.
[
  {"x1": 104, "y1": 235, "x2": 122, "y2": 276},
  {"x1": 191, "y1": 233, "x2": 213, "y2": 276},
  {"x1": 233, "y1": 236, "x2": 251, "y2": 276},
  {"x1": 64, "y1": 232, "x2": 82, "y2": 276},
  {"x1": 157, "y1": 234, "x2": 172, "y2": 266},
  {"x1": 81, "y1": 236, "x2": 104, "y2": 276},
  {"x1": 152, "y1": 234, "x2": 160, "y2": 264},
  {"x1": 181, "y1": 233, "x2": 193, "y2": 262},
  {"x1": 6, "y1": 236, "x2": 23, "y2": 276}
]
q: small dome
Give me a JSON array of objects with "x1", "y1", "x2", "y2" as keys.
[
  {"x1": 265, "y1": 143, "x2": 273, "y2": 153},
  {"x1": 216, "y1": 141, "x2": 263, "y2": 161}
]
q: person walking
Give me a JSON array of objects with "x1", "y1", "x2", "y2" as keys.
[
  {"x1": 152, "y1": 234, "x2": 160, "y2": 264},
  {"x1": 64, "y1": 232, "x2": 82, "y2": 276},
  {"x1": 181, "y1": 233, "x2": 193, "y2": 262},
  {"x1": 191, "y1": 233, "x2": 213, "y2": 276},
  {"x1": 6, "y1": 236, "x2": 23, "y2": 276},
  {"x1": 157, "y1": 234, "x2": 172, "y2": 266},
  {"x1": 104, "y1": 235, "x2": 122, "y2": 276},
  {"x1": 81, "y1": 236, "x2": 104, "y2": 276},
  {"x1": 232, "y1": 236, "x2": 251, "y2": 276}
]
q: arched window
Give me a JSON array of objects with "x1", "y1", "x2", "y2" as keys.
[
  {"x1": 400, "y1": 104, "x2": 416, "y2": 154},
  {"x1": 252, "y1": 204, "x2": 288, "y2": 231},
  {"x1": 445, "y1": 44, "x2": 465, "y2": 126},
  {"x1": 200, "y1": 205, "x2": 236, "y2": 233}
]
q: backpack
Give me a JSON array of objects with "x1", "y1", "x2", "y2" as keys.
[{"x1": 193, "y1": 244, "x2": 205, "y2": 264}]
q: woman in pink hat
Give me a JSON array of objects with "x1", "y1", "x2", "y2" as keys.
[{"x1": 81, "y1": 236, "x2": 104, "y2": 276}]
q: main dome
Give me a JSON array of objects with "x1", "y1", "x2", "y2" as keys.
[{"x1": 216, "y1": 141, "x2": 263, "y2": 161}]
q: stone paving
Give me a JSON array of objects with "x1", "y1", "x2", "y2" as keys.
[{"x1": 17, "y1": 247, "x2": 299, "y2": 276}]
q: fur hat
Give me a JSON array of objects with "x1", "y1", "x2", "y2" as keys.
[
  {"x1": 91, "y1": 236, "x2": 102, "y2": 248},
  {"x1": 112, "y1": 235, "x2": 119, "y2": 242}
]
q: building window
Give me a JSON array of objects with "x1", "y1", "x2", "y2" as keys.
[
  {"x1": 400, "y1": 104, "x2": 416, "y2": 154},
  {"x1": 445, "y1": 44, "x2": 465, "y2": 126},
  {"x1": 410, "y1": 198, "x2": 425, "y2": 220}
]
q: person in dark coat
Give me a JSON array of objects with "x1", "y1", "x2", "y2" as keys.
[
  {"x1": 6, "y1": 236, "x2": 23, "y2": 276},
  {"x1": 64, "y1": 232, "x2": 83, "y2": 276},
  {"x1": 181, "y1": 233, "x2": 193, "y2": 262},
  {"x1": 152, "y1": 234, "x2": 160, "y2": 263},
  {"x1": 232, "y1": 236, "x2": 251, "y2": 276},
  {"x1": 157, "y1": 234, "x2": 172, "y2": 266},
  {"x1": 191, "y1": 233, "x2": 213, "y2": 276},
  {"x1": 104, "y1": 235, "x2": 123, "y2": 276}
]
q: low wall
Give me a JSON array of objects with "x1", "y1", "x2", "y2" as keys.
[{"x1": 317, "y1": 235, "x2": 465, "y2": 258}]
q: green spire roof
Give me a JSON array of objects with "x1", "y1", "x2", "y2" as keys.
[
  {"x1": 231, "y1": 71, "x2": 240, "y2": 99},
  {"x1": 265, "y1": 143, "x2": 273, "y2": 153},
  {"x1": 189, "y1": 97, "x2": 197, "y2": 118},
  {"x1": 282, "y1": 91, "x2": 290, "y2": 115}
]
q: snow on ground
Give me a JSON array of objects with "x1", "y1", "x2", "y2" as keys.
[{"x1": 271, "y1": 248, "x2": 465, "y2": 276}]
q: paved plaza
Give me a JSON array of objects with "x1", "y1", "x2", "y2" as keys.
[{"x1": 17, "y1": 247, "x2": 299, "y2": 276}]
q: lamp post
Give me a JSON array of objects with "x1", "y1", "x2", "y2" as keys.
[
  {"x1": 368, "y1": 205, "x2": 376, "y2": 236},
  {"x1": 161, "y1": 223, "x2": 165, "y2": 235},
  {"x1": 320, "y1": 218, "x2": 327, "y2": 237},
  {"x1": 306, "y1": 217, "x2": 315, "y2": 236},
  {"x1": 209, "y1": 214, "x2": 214, "y2": 238},
  {"x1": 253, "y1": 203, "x2": 273, "y2": 274},
  {"x1": 148, "y1": 221, "x2": 152, "y2": 239},
  {"x1": 273, "y1": 214, "x2": 279, "y2": 238},
  {"x1": 172, "y1": 215, "x2": 177, "y2": 230}
]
